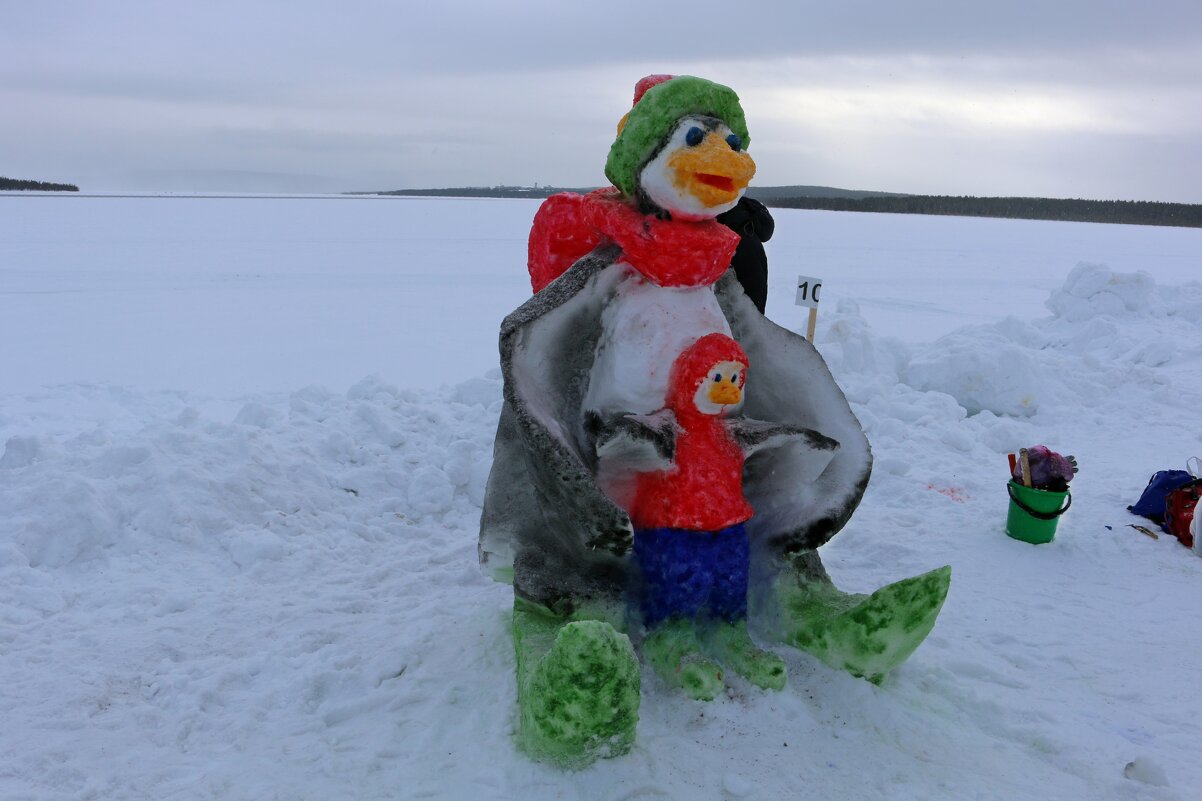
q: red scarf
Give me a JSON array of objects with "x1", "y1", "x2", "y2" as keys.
[{"x1": 528, "y1": 188, "x2": 740, "y2": 293}]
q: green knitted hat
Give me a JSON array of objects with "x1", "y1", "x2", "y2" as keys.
[{"x1": 604, "y1": 75, "x2": 750, "y2": 197}]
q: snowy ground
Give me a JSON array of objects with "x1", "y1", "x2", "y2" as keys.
[{"x1": 2, "y1": 194, "x2": 1201, "y2": 801}]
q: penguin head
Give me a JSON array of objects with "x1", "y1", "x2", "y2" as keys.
[
  {"x1": 693, "y1": 358, "x2": 747, "y2": 415},
  {"x1": 636, "y1": 114, "x2": 756, "y2": 219},
  {"x1": 667, "y1": 333, "x2": 749, "y2": 420},
  {"x1": 606, "y1": 75, "x2": 753, "y2": 217}
]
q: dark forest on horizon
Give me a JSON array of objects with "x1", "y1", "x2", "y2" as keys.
[
  {"x1": 369, "y1": 185, "x2": 1202, "y2": 228},
  {"x1": 769, "y1": 194, "x2": 1201, "y2": 228},
  {"x1": 6, "y1": 175, "x2": 1198, "y2": 227},
  {"x1": 1, "y1": 176, "x2": 80, "y2": 192}
]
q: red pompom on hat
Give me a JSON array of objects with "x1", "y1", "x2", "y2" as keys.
[{"x1": 632, "y1": 74, "x2": 675, "y2": 105}]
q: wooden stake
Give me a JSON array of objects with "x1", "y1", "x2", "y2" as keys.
[
  {"x1": 1128, "y1": 524, "x2": 1159, "y2": 540},
  {"x1": 806, "y1": 307, "x2": 817, "y2": 342},
  {"x1": 1019, "y1": 448, "x2": 1032, "y2": 488}
]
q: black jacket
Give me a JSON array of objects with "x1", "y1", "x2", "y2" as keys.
[{"x1": 717, "y1": 197, "x2": 774, "y2": 313}]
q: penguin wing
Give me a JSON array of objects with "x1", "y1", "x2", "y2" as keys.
[
  {"x1": 715, "y1": 271, "x2": 872, "y2": 553},
  {"x1": 588, "y1": 409, "x2": 678, "y2": 472},
  {"x1": 725, "y1": 417, "x2": 840, "y2": 482},
  {"x1": 480, "y1": 246, "x2": 636, "y2": 609}
]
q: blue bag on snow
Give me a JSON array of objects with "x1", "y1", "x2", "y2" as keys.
[{"x1": 1128, "y1": 470, "x2": 1197, "y2": 527}]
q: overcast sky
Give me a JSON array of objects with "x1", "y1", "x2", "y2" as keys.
[{"x1": 4, "y1": 1, "x2": 1201, "y2": 201}]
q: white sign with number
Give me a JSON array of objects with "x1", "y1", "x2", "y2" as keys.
[{"x1": 795, "y1": 274, "x2": 823, "y2": 308}]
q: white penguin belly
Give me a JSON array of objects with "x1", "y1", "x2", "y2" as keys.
[{"x1": 584, "y1": 263, "x2": 731, "y2": 417}]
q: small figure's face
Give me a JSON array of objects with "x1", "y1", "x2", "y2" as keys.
[
  {"x1": 640, "y1": 116, "x2": 756, "y2": 219},
  {"x1": 693, "y1": 359, "x2": 747, "y2": 416}
]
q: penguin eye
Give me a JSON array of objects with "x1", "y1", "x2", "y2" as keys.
[
  {"x1": 731, "y1": 372, "x2": 740, "y2": 384},
  {"x1": 713, "y1": 372, "x2": 722, "y2": 382},
  {"x1": 726, "y1": 133, "x2": 742, "y2": 150},
  {"x1": 686, "y1": 127, "x2": 705, "y2": 147}
]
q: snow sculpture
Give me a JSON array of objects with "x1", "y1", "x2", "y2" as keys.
[
  {"x1": 481, "y1": 74, "x2": 951, "y2": 769},
  {"x1": 630, "y1": 332, "x2": 840, "y2": 699}
]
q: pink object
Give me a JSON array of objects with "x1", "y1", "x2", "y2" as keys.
[
  {"x1": 1010, "y1": 444, "x2": 1076, "y2": 490},
  {"x1": 628, "y1": 334, "x2": 754, "y2": 531}
]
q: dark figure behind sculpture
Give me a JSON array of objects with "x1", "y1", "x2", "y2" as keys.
[{"x1": 718, "y1": 196, "x2": 774, "y2": 314}]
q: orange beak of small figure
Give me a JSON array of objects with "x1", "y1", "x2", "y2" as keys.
[
  {"x1": 667, "y1": 133, "x2": 756, "y2": 208},
  {"x1": 709, "y1": 380, "x2": 743, "y2": 406}
]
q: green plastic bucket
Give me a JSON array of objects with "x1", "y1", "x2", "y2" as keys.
[{"x1": 1006, "y1": 480, "x2": 1071, "y2": 544}]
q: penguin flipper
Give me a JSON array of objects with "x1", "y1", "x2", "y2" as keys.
[
  {"x1": 715, "y1": 270, "x2": 872, "y2": 553},
  {"x1": 588, "y1": 410, "x2": 678, "y2": 472},
  {"x1": 725, "y1": 417, "x2": 839, "y2": 458}
]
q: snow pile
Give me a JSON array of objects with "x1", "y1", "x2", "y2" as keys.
[
  {"x1": 884, "y1": 263, "x2": 1202, "y2": 417},
  {"x1": 1046, "y1": 262, "x2": 1157, "y2": 322},
  {"x1": 1, "y1": 375, "x2": 513, "y2": 800},
  {"x1": 2, "y1": 376, "x2": 497, "y2": 572}
]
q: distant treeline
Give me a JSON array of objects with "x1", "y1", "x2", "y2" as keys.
[
  {"x1": 366, "y1": 186, "x2": 588, "y2": 199},
  {"x1": 365, "y1": 184, "x2": 900, "y2": 202},
  {"x1": 1, "y1": 176, "x2": 80, "y2": 192},
  {"x1": 364, "y1": 185, "x2": 1202, "y2": 228},
  {"x1": 767, "y1": 195, "x2": 1202, "y2": 228}
]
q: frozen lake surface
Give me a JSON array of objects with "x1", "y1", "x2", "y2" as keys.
[{"x1": 3, "y1": 193, "x2": 1197, "y2": 397}]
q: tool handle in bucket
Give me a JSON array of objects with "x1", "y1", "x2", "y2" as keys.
[{"x1": 1007, "y1": 483, "x2": 1072, "y2": 520}]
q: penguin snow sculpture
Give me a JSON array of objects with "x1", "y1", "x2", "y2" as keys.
[{"x1": 480, "y1": 74, "x2": 951, "y2": 769}]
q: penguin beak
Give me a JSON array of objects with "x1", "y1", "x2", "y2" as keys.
[
  {"x1": 668, "y1": 133, "x2": 756, "y2": 208},
  {"x1": 709, "y1": 381, "x2": 743, "y2": 406}
]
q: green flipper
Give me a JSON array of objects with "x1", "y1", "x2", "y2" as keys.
[
  {"x1": 706, "y1": 620, "x2": 787, "y2": 691},
  {"x1": 777, "y1": 565, "x2": 951, "y2": 684},
  {"x1": 513, "y1": 602, "x2": 640, "y2": 769},
  {"x1": 642, "y1": 619, "x2": 725, "y2": 701}
]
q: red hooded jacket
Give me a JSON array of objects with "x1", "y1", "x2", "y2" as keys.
[{"x1": 628, "y1": 334, "x2": 754, "y2": 531}]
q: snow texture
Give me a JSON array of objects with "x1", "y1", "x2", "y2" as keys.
[
  {"x1": 2, "y1": 195, "x2": 1202, "y2": 800},
  {"x1": 584, "y1": 272, "x2": 732, "y2": 418},
  {"x1": 481, "y1": 248, "x2": 871, "y2": 612}
]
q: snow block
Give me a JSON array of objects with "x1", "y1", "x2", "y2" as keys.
[
  {"x1": 777, "y1": 564, "x2": 952, "y2": 684},
  {"x1": 513, "y1": 603, "x2": 640, "y2": 769}
]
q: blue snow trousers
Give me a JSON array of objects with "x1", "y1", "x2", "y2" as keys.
[{"x1": 633, "y1": 524, "x2": 749, "y2": 627}]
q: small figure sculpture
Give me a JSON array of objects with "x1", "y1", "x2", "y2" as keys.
[
  {"x1": 628, "y1": 333, "x2": 837, "y2": 699},
  {"x1": 481, "y1": 74, "x2": 951, "y2": 769}
]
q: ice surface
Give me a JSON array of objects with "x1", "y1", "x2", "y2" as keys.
[
  {"x1": 2, "y1": 196, "x2": 1201, "y2": 800},
  {"x1": 0, "y1": 194, "x2": 536, "y2": 396}
]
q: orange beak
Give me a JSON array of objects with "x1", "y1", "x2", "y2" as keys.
[
  {"x1": 709, "y1": 381, "x2": 743, "y2": 406},
  {"x1": 667, "y1": 133, "x2": 756, "y2": 208}
]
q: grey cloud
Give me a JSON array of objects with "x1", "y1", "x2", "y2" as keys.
[{"x1": 3, "y1": 1, "x2": 1200, "y2": 200}]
